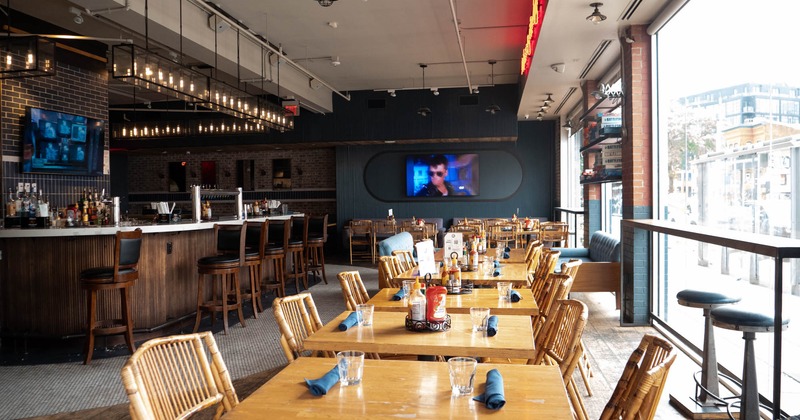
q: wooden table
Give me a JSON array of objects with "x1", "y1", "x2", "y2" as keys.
[
  {"x1": 395, "y1": 264, "x2": 531, "y2": 288},
  {"x1": 303, "y1": 311, "x2": 536, "y2": 360},
  {"x1": 434, "y1": 247, "x2": 528, "y2": 264},
  {"x1": 223, "y1": 358, "x2": 572, "y2": 419},
  {"x1": 368, "y1": 288, "x2": 538, "y2": 316}
]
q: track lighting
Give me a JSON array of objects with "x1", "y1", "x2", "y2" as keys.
[
  {"x1": 69, "y1": 7, "x2": 84, "y2": 24},
  {"x1": 316, "y1": 0, "x2": 337, "y2": 6},
  {"x1": 544, "y1": 93, "x2": 553, "y2": 105},
  {"x1": 431, "y1": 88, "x2": 439, "y2": 96},
  {"x1": 388, "y1": 89, "x2": 396, "y2": 97}
]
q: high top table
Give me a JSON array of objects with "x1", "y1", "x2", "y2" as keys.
[
  {"x1": 368, "y1": 288, "x2": 538, "y2": 316},
  {"x1": 222, "y1": 358, "x2": 572, "y2": 419},
  {"x1": 303, "y1": 310, "x2": 536, "y2": 361}
]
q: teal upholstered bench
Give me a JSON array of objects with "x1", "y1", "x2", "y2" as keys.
[{"x1": 553, "y1": 231, "x2": 621, "y2": 308}]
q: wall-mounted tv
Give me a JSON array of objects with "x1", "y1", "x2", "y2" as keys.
[
  {"x1": 22, "y1": 107, "x2": 105, "y2": 176},
  {"x1": 406, "y1": 153, "x2": 479, "y2": 197}
]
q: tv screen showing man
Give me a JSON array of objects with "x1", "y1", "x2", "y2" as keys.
[{"x1": 416, "y1": 154, "x2": 457, "y2": 197}]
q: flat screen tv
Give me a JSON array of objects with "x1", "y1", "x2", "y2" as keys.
[
  {"x1": 21, "y1": 107, "x2": 105, "y2": 176},
  {"x1": 406, "y1": 153, "x2": 479, "y2": 197}
]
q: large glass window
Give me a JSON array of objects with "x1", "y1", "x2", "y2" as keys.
[{"x1": 656, "y1": 0, "x2": 800, "y2": 412}]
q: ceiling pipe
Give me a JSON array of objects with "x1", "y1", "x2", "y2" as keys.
[
  {"x1": 448, "y1": 0, "x2": 473, "y2": 94},
  {"x1": 188, "y1": 0, "x2": 350, "y2": 102}
]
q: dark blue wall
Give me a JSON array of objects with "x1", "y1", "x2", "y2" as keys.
[{"x1": 335, "y1": 120, "x2": 556, "y2": 229}]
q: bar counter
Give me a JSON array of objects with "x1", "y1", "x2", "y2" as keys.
[{"x1": 0, "y1": 215, "x2": 296, "y2": 338}]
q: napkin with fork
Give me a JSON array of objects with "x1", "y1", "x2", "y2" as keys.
[
  {"x1": 473, "y1": 369, "x2": 506, "y2": 409},
  {"x1": 304, "y1": 365, "x2": 340, "y2": 396}
]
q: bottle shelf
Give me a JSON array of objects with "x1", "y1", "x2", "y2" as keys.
[
  {"x1": 580, "y1": 175, "x2": 623, "y2": 185},
  {"x1": 579, "y1": 134, "x2": 622, "y2": 153}
]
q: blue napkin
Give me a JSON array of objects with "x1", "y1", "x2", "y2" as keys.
[
  {"x1": 473, "y1": 369, "x2": 506, "y2": 409},
  {"x1": 504, "y1": 246, "x2": 511, "y2": 253},
  {"x1": 304, "y1": 365, "x2": 339, "y2": 396},
  {"x1": 486, "y1": 315, "x2": 499, "y2": 337},
  {"x1": 338, "y1": 312, "x2": 359, "y2": 331},
  {"x1": 391, "y1": 288, "x2": 407, "y2": 301},
  {"x1": 493, "y1": 260, "x2": 501, "y2": 268},
  {"x1": 509, "y1": 290, "x2": 522, "y2": 302},
  {"x1": 503, "y1": 251, "x2": 510, "y2": 259},
  {"x1": 492, "y1": 267, "x2": 502, "y2": 277}
]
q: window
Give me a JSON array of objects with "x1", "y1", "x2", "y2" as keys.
[{"x1": 655, "y1": 0, "x2": 799, "y2": 412}]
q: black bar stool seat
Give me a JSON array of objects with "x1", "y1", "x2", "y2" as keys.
[
  {"x1": 710, "y1": 306, "x2": 789, "y2": 420},
  {"x1": 674, "y1": 289, "x2": 741, "y2": 411}
]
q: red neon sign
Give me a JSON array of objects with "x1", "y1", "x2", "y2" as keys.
[{"x1": 520, "y1": 0, "x2": 548, "y2": 76}]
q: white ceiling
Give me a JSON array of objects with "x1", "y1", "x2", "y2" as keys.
[{"x1": 11, "y1": 0, "x2": 670, "y2": 121}]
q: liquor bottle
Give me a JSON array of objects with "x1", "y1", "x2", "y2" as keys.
[
  {"x1": 408, "y1": 278, "x2": 427, "y2": 322},
  {"x1": 14, "y1": 187, "x2": 22, "y2": 215},
  {"x1": 6, "y1": 188, "x2": 16, "y2": 217}
]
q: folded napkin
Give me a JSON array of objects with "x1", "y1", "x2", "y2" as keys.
[
  {"x1": 473, "y1": 369, "x2": 506, "y2": 409},
  {"x1": 492, "y1": 267, "x2": 502, "y2": 277},
  {"x1": 493, "y1": 260, "x2": 501, "y2": 268},
  {"x1": 338, "y1": 312, "x2": 359, "y2": 331},
  {"x1": 504, "y1": 246, "x2": 511, "y2": 253},
  {"x1": 486, "y1": 315, "x2": 499, "y2": 337},
  {"x1": 509, "y1": 290, "x2": 522, "y2": 302},
  {"x1": 503, "y1": 251, "x2": 510, "y2": 259},
  {"x1": 304, "y1": 365, "x2": 340, "y2": 396},
  {"x1": 391, "y1": 288, "x2": 407, "y2": 301}
]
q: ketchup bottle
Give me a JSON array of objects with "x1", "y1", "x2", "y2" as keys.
[{"x1": 426, "y1": 285, "x2": 447, "y2": 324}]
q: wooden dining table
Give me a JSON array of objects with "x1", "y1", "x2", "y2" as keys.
[
  {"x1": 222, "y1": 358, "x2": 573, "y2": 419},
  {"x1": 434, "y1": 247, "x2": 528, "y2": 264},
  {"x1": 394, "y1": 263, "x2": 531, "y2": 288},
  {"x1": 368, "y1": 288, "x2": 538, "y2": 316},
  {"x1": 303, "y1": 310, "x2": 536, "y2": 360}
]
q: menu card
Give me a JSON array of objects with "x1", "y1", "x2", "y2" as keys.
[
  {"x1": 443, "y1": 232, "x2": 464, "y2": 260},
  {"x1": 415, "y1": 239, "x2": 437, "y2": 276}
]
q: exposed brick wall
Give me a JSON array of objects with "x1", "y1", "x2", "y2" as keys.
[
  {"x1": 1, "y1": 60, "x2": 110, "y2": 209},
  {"x1": 621, "y1": 25, "x2": 653, "y2": 325}
]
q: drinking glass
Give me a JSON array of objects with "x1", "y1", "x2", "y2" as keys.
[
  {"x1": 497, "y1": 282, "x2": 511, "y2": 300},
  {"x1": 356, "y1": 304, "x2": 374, "y2": 326},
  {"x1": 448, "y1": 357, "x2": 477, "y2": 395},
  {"x1": 470, "y1": 307, "x2": 490, "y2": 333},
  {"x1": 336, "y1": 350, "x2": 365, "y2": 386},
  {"x1": 402, "y1": 280, "x2": 415, "y2": 297}
]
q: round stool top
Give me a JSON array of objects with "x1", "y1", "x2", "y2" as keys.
[
  {"x1": 677, "y1": 289, "x2": 741, "y2": 308},
  {"x1": 710, "y1": 306, "x2": 789, "y2": 333},
  {"x1": 198, "y1": 255, "x2": 240, "y2": 265}
]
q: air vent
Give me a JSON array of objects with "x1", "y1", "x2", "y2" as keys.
[
  {"x1": 553, "y1": 87, "x2": 577, "y2": 115},
  {"x1": 367, "y1": 99, "x2": 386, "y2": 109},
  {"x1": 578, "y1": 40, "x2": 613, "y2": 80},
  {"x1": 459, "y1": 95, "x2": 479, "y2": 106},
  {"x1": 620, "y1": 0, "x2": 643, "y2": 20}
]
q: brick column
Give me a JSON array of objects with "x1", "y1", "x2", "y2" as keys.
[
  {"x1": 581, "y1": 81, "x2": 601, "y2": 245},
  {"x1": 621, "y1": 25, "x2": 653, "y2": 324}
]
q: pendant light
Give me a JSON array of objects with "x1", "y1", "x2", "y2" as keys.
[
  {"x1": 417, "y1": 64, "x2": 431, "y2": 117},
  {"x1": 485, "y1": 60, "x2": 500, "y2": 115}
]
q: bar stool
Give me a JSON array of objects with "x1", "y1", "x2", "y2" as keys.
[
  {"x1": 262, "y1": 219, "x2": 289, "y2": 298},
  {"x1": 674, "y1": 289, "x2": 741, "y2": 411},
  {"x1": 241, "y1": 221, "x2": 267, "y2": 317},
  {"x1": 710, "y1": 306, "x2": 789, "y2": 419},
  {"x1": 193, "y1": 223, "x2": 247, "y2": 335},
  {"x1": 305, "y1": 213, "x2": 328, "y2": 285},
  {"x1": 286, "y1": 215, "x2": 309, "y2": 294},
  {"x1": 80, "y1": 228, "x2": 143, "y2": 365}
]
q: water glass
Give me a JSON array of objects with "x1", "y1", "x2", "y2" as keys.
[
  {"x1": 497, "y1": 282, "x2": 511, "y2": 300},
  {"x1": 470, "y1": 307, "x2": 490, "y2": 333},
  {"x1": 336, "y1": 350, "x2": 365, "y2": 386},
  {"x1": 356, "y1": 304, "x2": 374, "y2": 326},
  {"x1": 402, "y1": 280, "x2": 415, "y2": 297},
  {"x1": 448, "y1": 357, "x2": 477, "y2": 395}
]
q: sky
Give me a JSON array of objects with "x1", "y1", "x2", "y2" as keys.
[{"x1": 657, "y1": 0, "x2": 800, "y2": 100}]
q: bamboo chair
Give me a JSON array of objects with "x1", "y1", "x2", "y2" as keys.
[
  {"x1": 600, "y1": 334, "x2": 677, "y2": 420},
  {"x1": 422, "y1": 222, "x2": 439, "y2": 247},
  {"x1": 449, "y1": 224, "x2": 480, "y2": 239},
  {"x1": 400, "y1": 223, "x2": 428, "y2": 243},
  {"x1": 348, "y1": 219, "x2": 374, "y2": 264},
  {"x1": 489, "y1": 221, "x2": 520, "y2": 249},
  {"x1": 532, "y1": 273, "x2": 574, "y2": 338},
  {"x1": 377, "y1": 255, "x2": 403, "y2": 289},
  {"x1": 120, "y1": 331, "x2": 238, "y2": 420},
  {"x1": 372, "y1": 220, "x2": 397, "y2": 257},
  {"x1": 272, "y1": 293, "x2": 333, "y2": 362},
  {"x1": 525, "y1": 241, "x2": 544, "y2": 274},
  {"x1": 530, "y1": 249, "x2": 561, "y2": 299},
  {"x1": 531, "y1": 299, "x2": 590, "y2": 420},
  {"x1": 559, "y1": 258, "x2": 594, "y2": 397},
  {"x1": 337, "y1": 271, "x2": 370, "y2": 311},
  {"x1": 540, "y1": 221, "x2": 570, "y2": 247},
  {"x1": 392, "y1": 249, "x2": 417, "y2": 272}
]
